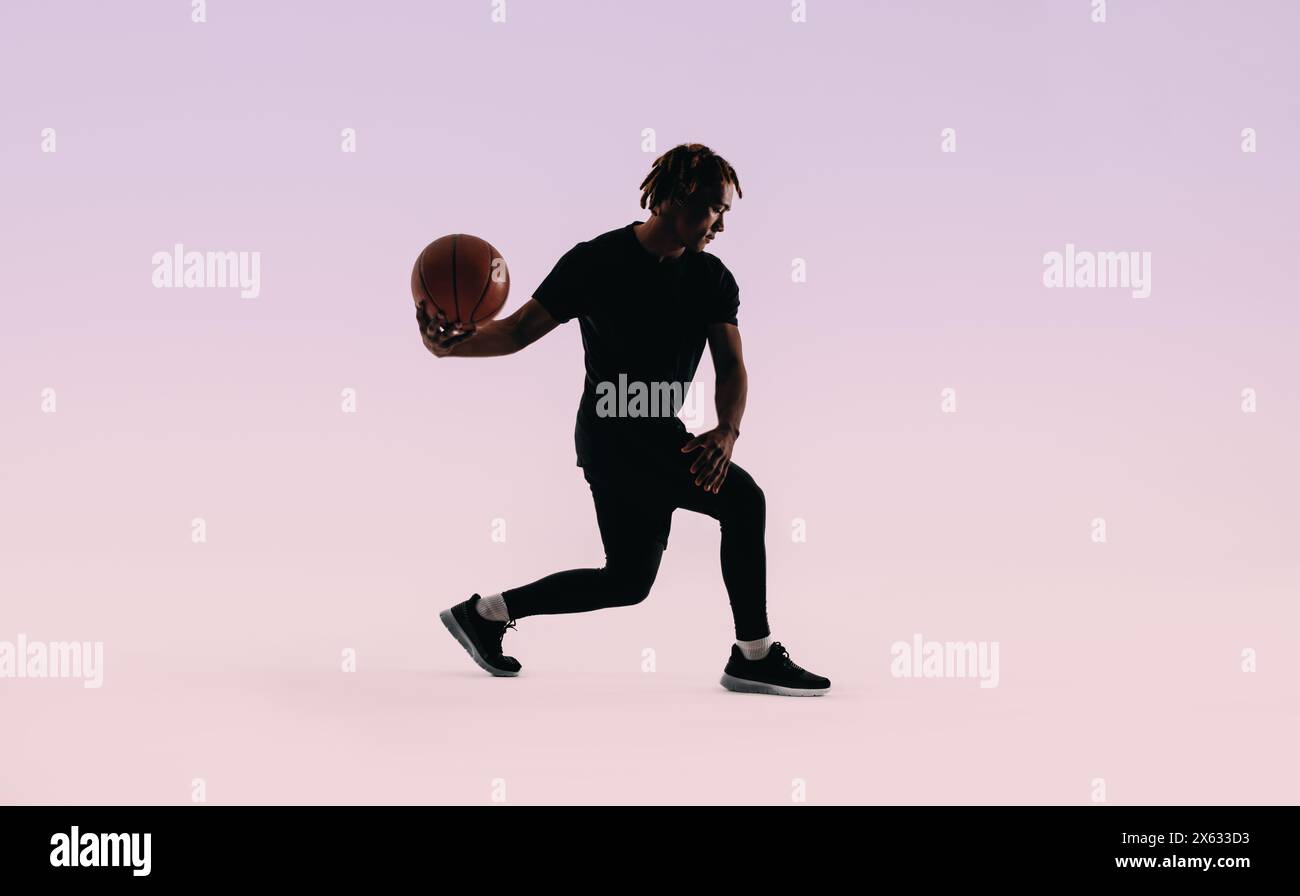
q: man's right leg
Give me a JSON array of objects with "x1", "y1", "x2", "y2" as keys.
[
  {"x1": 498, "y1": 466, "x2": 670, "y2": 621},
  {"x1": 499, "y1": 543, "x2": 663, "y2": 619}
]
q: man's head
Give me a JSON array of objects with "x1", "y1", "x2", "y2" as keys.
[{"x1": 639, "y1": 143, "x2": 742, "y2": 253}]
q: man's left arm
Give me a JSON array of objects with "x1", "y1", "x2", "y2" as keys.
[{"x1": 680, "y1": 322, "x2": 747, "y2": 492}]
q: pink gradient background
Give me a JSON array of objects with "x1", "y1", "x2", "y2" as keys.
[{"x1": 2, "y1": 1, "x2": 1297, "y2": 804}]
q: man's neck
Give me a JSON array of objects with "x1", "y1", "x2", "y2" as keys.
[{"x1": 633, "y1": 217, "x2": 686, "y2": 263}]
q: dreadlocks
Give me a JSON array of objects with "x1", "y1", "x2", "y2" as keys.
[{"x1": 638, "y1": 143, "x2": 742, "y2": 213}]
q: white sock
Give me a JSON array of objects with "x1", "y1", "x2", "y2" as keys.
[
  {"x1": 736, "y1": 635, "x2": 773, "y2": 661},
  {"x1": 475, "y1": 593, "x2": 510, "y2": 622}
]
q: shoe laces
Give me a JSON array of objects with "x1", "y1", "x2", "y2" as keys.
[
  {"x1": 494, "y1": 619, "x2": 517, "y2": 649},
  {"x1": 769, "y1": 642, "x2": 799, "y2": 670}
]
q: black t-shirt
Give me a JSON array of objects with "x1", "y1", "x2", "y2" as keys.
[{"x1": 532, "y1": 220, "x2": 740, "y2": 469}]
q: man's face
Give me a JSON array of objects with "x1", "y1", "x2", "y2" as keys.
[{"x1": 668, "y1": 181, "x2": 734, "y2": 252}]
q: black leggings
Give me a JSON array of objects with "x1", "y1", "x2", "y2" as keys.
[{"x1": 501, "y1": 444, "x2": 771, "y2": 641}]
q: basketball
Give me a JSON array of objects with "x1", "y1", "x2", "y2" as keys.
[{"x1": 411, "y1": 234, "x2": 510, "y2": 326}]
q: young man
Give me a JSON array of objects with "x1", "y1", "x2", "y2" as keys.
[{"x1": 420, "y1": 143, "x2": 830, "y2": 697}]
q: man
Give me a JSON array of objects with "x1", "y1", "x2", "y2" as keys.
[{"x1": 421, "y1": 143, "x2": 830, "y2": 697}]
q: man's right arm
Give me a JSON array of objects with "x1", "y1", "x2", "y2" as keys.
[{"x1": 420, "y1": 298, "x2": 561, "y2": 358}]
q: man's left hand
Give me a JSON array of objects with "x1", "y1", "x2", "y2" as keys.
[{"x1": 681, "y1": 425, "x2": 738, "y2": 493}]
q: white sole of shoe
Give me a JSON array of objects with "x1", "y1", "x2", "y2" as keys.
[
  {"x1": 719, "y1": 672, "x2": 828, "y2": 697},
  {"x1": 440, "y1": 608, "x2": 519, "y2": 677}
]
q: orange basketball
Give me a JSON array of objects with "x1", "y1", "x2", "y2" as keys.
[{"x1": 411, "y1": 234, "x2": 510, "y2": 326}]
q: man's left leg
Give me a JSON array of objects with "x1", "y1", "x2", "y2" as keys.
[
  {"x1": 667, "y1": 458, "x2": 771, "y2": 644},
  {"x1": 665, "y1": 438, "x2": 832, "y2": 696}
]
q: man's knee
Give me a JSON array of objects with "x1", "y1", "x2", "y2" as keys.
[
  {"x1": 601, "y1": 544, "x2": 663, "y2": 607},
  {"x1": 724, "y1": 476, "x2": 765, "y2": 524}
]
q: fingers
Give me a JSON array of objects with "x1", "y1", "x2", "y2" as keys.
[
  {"x1": 426, "y1": 309, "x2": 450, "y2": 337},
  {"x1": 697, "y1": 459, "x2": 723, "y2": 489},
  {"x1": 689, "y1": 437, "x2": 726, "y2": 475},
  {"x1": 693, "y1": 448, "x2": 725, "y2": 487},
  {"x1": 713, "y1": 460, "x2": 730, "y2": 493},
  {"x1": 703, "y1": 458, "x2": 730, "y2": 493},
  {"x1": 689, "y1": 444, "x2": 714, "y2": 474},
  {"x1": 680, "y1": 437, "x2": 700, "y2": 454},
  {"x1": 440, "y1": 328, "x2": 476, "y2": 349},
  {"x1": 421, "y1": 308, "x2": 453, "y2": 335},
  {"x1": 421, "y1": 311, "x2": 476, "y2": 356}
]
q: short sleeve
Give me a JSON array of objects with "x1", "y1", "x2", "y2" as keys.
[
  {"x1": 532, "y1": 242, "x2": 592, "y2": 324},
  {"x1": 708, "y1": 260, "x2": 740, "y2": 326}
]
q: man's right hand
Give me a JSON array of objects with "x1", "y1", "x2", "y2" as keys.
[{"x1": 417, "y1": 304, "x2": 477, "y2": 357}]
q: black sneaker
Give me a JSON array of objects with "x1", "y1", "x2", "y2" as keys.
[
  {"x1": 439, "y1": 594, "x2": 522, "y2": 677},
  {"x1": 720, "y1": 642, "x2": 829, "y2": 696}
]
